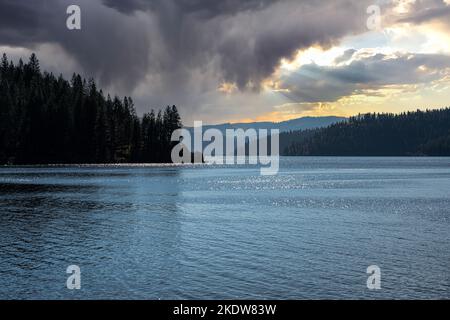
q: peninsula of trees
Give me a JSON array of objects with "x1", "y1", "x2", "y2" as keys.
[{"x1": 0, "y1": 53, "x2": 182, "y2": 164}]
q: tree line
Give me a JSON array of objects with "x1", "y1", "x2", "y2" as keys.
[
  {"x1": 283, "y1": 108, "x2": 450, "y2": 156},
  {"x1": 0, "y1": 53, "x2": 182, "y2": 164}
]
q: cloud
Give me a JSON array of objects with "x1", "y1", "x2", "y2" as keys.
[
  {"x1": 99, "y1": 0, "x2": 378, "y2": 94},
  {"x1": 0, "y1": 0, "x2": 375, "y2": 92},
  {"x1": 334, "y1": 49, "x2": 357, "y2": 65},
  {"x1": 278, "y1": 51, "x2": 450, "y2": 103},
  {"x1": 396, "y1": 0, "x2": 450, "y2": 25},
  {"x1": 1, "y1": 0, "x2": 449, "y2": 123},
  {"x1": 102, "y1": 0, "x2": 278, "y2": 17},
  {"x1": 0, "y1": 0, "x2": 154, "y2": 92}
]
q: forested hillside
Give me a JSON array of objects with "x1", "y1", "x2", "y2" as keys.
[
  {"x1": 283, "y1": 108, "x2": 450, "y2": 156},
  {"x1": 0, "y1": 53, "x2": 182, "y2": 164}
]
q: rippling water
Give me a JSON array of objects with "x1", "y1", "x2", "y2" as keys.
[{"x1": 0, "y1": 157, "x2": 449, "y2": 299}]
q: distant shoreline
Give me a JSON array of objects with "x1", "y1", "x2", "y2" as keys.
[{"x1": 2, "y1": 155, "x2": 450, "y2": 167}]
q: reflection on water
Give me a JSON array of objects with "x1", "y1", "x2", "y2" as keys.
[{"x1": 0, "y1": 158, "x2": 449, "y2": 299}]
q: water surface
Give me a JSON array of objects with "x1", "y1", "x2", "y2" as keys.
[{"x1": 0, "y1": 157, "x2": 449, "y2": 299}]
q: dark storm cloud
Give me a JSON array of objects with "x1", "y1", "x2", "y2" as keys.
[
  {"x1": 0, "y1": 0, "x2": 152, "y2": 91},
  {"x1": 100, "y1": 0, "x2": 376, "y2": 90},
  {"x1": 214, "y1": 0, "x2": 367, "y2": 89},
  {"x1": 0, "y1": 0, "x2": 376, "y2": 92},
  {"x1": 279, "y1": 52, "x2": 450, "y2": 103},
  {"x1": 102, "y1": 0, "x2": 278, "y2": 17},
  {"x1": 0, "y1": 0, "x2": 57, "y2": 46}
]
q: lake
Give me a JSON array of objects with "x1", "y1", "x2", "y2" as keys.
[{"x1": 0, "y1": 157, "x2": 448, "y2": 299}]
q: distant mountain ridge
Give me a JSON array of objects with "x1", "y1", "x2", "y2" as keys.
[{"x1": 189, "y1": 116, "x2": 347, "y2": 133}]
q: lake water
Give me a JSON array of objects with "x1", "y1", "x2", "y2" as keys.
[{"x1": 0, "y1": 157, "x2": 448, "y2": 299}]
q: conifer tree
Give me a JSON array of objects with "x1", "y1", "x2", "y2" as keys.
[{"x1": 0, "y1": 53, "x2": 184, "y2": 164}]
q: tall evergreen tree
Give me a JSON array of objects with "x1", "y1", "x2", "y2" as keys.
[{"x1": 0, "y1": 53, "x2": 183, "y2": 164}]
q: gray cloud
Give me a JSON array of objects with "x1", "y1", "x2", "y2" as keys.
[
  {"x1": 102, "y1": 0, "x2": 278, "y2": 17},
  {"x1": 279, "y1": 52, "x2": 450, "y2": 103},
  {"x1": 334, "y1": 49, "x2": 357, "y2": 65},
  {"x1": 100, "y1": 0, "x2": 375, "y2": 92},
  {"x1": 0, "y1": 0, "x2": 373, "y2": 91},
  {"x1": 0, "y1": 0, "x2": 153, "y2": 92},
  {"x1": 397, "y1": 0, "x2": 450, "y2": 24}
]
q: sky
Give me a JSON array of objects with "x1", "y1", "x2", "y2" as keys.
[{"x1": 1, "y1": 0, "x2": 450, "y2": 125}]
